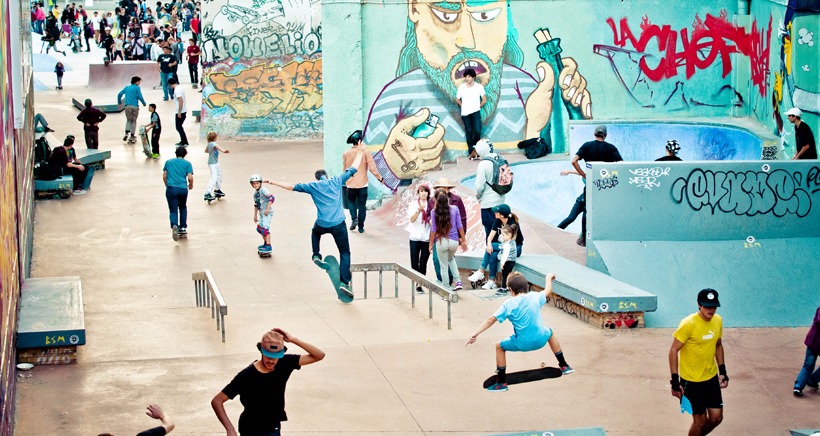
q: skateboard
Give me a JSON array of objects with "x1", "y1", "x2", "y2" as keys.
[
  {"x1": 470, "y1": 278, "x2": 487, "y2": 289},
  {"x1": 314, "y1": 255, "x2": 354, "y2": 303},
  {"x1": 482, "y1": 366, "x2": 563, "y2": 389},
  {"x1": 139, "y1": 126, "x2": 151, "y2": 157},
  {"x1": 258, "y1": 249, "x2": 271, "y2": 258}
]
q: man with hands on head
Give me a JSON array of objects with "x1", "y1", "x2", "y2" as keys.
[{"x1": 211, "y1": 328, "x2": 325, "y2": 436}]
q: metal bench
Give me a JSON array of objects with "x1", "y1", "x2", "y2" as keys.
[
  {"x1": 457, "y1": 254, "x2": 657, "y2": 329},
  {"x1": 17, "y1": 277, "x2": 86, "y2": 365}
]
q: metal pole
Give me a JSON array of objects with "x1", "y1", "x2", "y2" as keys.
[
  {"x1": 364, "y1": 272, "x2": 368, "y2": 299},
  {"x1": 394, "y1": 271, "x2": 399, "y2": 298},
  {"x1": 221, "y1": 314, "x2": 226, "y2": 342},
  {"x1": 428, "y1": 286, "x2": 433, "y2": 319},
  {"x1": 378, "y1": 271, "x2": 383, "y2": 298},
  {"x1": 447, "y1": 301, "x2": 452, "y2": 330},
  {"x1": 410, "y1": 277, "x2": 415, "y2": 308}
]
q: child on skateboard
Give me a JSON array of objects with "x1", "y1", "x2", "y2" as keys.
[
  {"x1": 144, "y1": 103, "x2": 161, "y2": 159},
  {"x1": 250, "y1": 174, "x2": 274, "y2": 254},
  {"x1": 204, "y1": 131, "x2": 230, "y2": 202},
  {"x1": 466, "y1": 272, "x2": 574, "y2": 392},
  {"x1": 494, "y1": 224, "x2": 518, "y2": 296}
]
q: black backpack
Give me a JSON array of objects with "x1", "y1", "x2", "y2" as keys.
[
  {"x1": 33, "y1": 136, "x2": 56, "y2": 181},
  {"x1": 517, "y1": 137, "x2": 550, "y2": 159}
]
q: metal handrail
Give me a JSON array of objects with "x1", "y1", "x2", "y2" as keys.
[
  {"x1": 191, "y1": 271, "x2": 228, "y2": 342},
  {"x1": 350, "y1": 262, "x2": 457, "y2": 330}
]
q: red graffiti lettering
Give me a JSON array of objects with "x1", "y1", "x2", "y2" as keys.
[{"x1": 606, "y1": 10, "x2": 772, "y2": 96}]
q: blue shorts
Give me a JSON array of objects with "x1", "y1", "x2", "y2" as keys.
[
  {"x1": 500, "y1": 328, "x2": 552, "y2": 352},
  {"x1": 258, "y1": 211, "x2": 272, "y2": 229}
]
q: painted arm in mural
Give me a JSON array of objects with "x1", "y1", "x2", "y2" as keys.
[
  {"x1": 373, "y1": 108, "x2": 446, "y2": 189},
  {"x1": 524, "y1": 29, "x2": 592, "y2": 140}
]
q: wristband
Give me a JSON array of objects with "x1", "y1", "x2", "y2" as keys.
[
  {"x1": 718, "y1": 364, "x2": 728, "y2": 380},
  {"x1": 670, "y1": 373, "x2": 680, "y2": 391}
]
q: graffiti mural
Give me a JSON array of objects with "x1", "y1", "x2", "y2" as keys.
[
  {"x1": 595, "y1": 10, "x2": 772, "y2": 111},
  {"x1": 201, "y1": 0, "x2": 322, "y2": 138},
  {"x1": 363, "y1": 0, "x2": 593, "y2": 190}
]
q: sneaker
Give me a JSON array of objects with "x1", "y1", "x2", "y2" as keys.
[
  {"x1": 495, "y1": 287, "x2": 508, "y2": 295},
  {"x1": 486, "y1": 383, "x2": 508, "y2": 392},
  {"x1": 214, "y1": 190, "x2": 225, "y2": 197},
  {"x1": 44, "y1": 127, "x2": 55, "y2": 132},
  {"x1": 454, "y1": 281, "x2": 463, "y2": 291},
  {"x1": 172, "y1": 225, "x2": 180, "y2": 241},
  {"x1": 468, "y1": 270, "x2": 485, "y2": 282},
  {"x1": 258, "y1": 244, "x2": 267, "y2": 251},
  {"x1": 349, "y1": 220, "x2": 358, "y2": 231},
  {"x1": 72, "y1": 189, "x2": 87, "y2": 195},
  {"x1": 204, "y1": 193, "x2": 215, "y2": 201},
  {"x1": 179, "y1": 227, "x2": 187, "y2": 235},
  {"x1": 312, "y1": 255, "x2": 329, "y2": 270},
  {"x1": 416, "y1": 286, "x2": 425, "y2": 294},
  {"x1": 152, "y1": 153, "x2": 160, "y2": 159},
  {"x1": 794, "y1": 387, "x2": 804, "y2": 397},
  {"x1": 576, "y1": 237, "x2": 586, "y2": 247},
  {"x1": 358, "y1": 228, "x2": 364, "y2": 233},
  {"x1": 807, "y1": 381, "x2": 819, "y2": 389},
  {"x1": 482, "y1": 280, "x2": 497, "y2": 290},
  {"x1": 339, "y1": 282, "x2": 354, "y2": 299},
  {"x1": 261, "y1": 244, "x2": 271, "y2": 252},
  {"x1": 560, "y1": 365, "x2": 575, "y2": 375},
  {"x1": 123, "y1": 134, "x2": 129, "y2": 141}
]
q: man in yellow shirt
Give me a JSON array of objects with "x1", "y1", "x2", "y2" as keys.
[{"x1": 668, "y1": 289, "x2": 729, "y2": 435}]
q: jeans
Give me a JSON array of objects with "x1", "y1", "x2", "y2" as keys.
[
  {"x1": 409, "y1": 240, "x2": 431, "y2": 277},
  {"x1": 160, "y1": 71, "x2": 174, "y2": 99},
  {"x1": 558, "y1": 192, "x2": 585, "y2": 230},
  {"x1": 432, "y1": 248, "x2": 453, "y2": 285},
  {"x1": 311, "y1": 221, "x2": 351, "y2": 285},
  {"x1": 346, "y1": 187, "x2": 367, "y2": 229},
  {"x1": 480, "y1": 208, "x2": 495, "y2": 238},
  {"x1": 34, "y1": 113, "x2": 49, "y2": 131},
  {"x1": 67, "y1": 165, "x2": 95, "y2": 190},
  {"x1": 56, "y1": 74, "x2": 63, "y2": 87},
  {"x1": 165, "y1": 186, "x2": 188, "y2": 228},
  {"x1": 434, "y1": 238, "x2": 460, "y2": 288},
  {"x1": 124, "y1": 106, "x2": 140, "y2": 135},
  {"x1": 795, "y1": 346, "x2": 820, "y2": 389},
  {"x1": 84, "y1": 131, "x2": 99, "y2": 149},
  {"x1": 175, "y1": 112, "x2": 188, "y2": 145},
  {"x1": 461, "y1": 111, "x2": 481, "y2": 155},
  {"x1": 481, "y1": 243, "x2": 523, "y2": 279}
]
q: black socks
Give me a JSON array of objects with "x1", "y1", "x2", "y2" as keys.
[
  {"x1": 555, "y1": 351, "x2": 568, "y2": 367},
  {"x1": 496, "y1": 366, "x2": 507, "y2": 384}
]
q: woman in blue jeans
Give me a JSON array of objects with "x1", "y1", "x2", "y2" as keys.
[
  {"x1": 467, "y1": 204, "x2": 523, "y2": 290},
  {"x1": 794, "y1": 306, "x2": 820, "y2": 396},
  {"x1": 162, "y1": 146, "x2": 193, "y2": 241}
]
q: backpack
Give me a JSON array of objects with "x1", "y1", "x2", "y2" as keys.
[
  {"x1": 33, "y1": 136, "x2": 56, "y2": 180},
  {"x1": 483, "y1": 154, "x2": 513, "y2": 195},
  {"x1": 517, "y1": 137, "x2": 550, "y2": 160}
]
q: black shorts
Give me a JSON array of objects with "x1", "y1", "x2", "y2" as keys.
[{"x1": 681, "y1": 375, "x2": 723, "y2": 414}]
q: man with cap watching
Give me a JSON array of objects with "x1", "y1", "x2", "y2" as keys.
[
  {"x1": 76, "y1": 99, "x2": 107, "y2": 149},
  {"x1": 343, "y1": 129, "x2": 383, "y2": 233},
  {"x1": 474, "y1": 138, "x2": 506, "y2": 237},
  {"x1": 668, "y1": 289, "x2": 728, "y2": 436},
  {"x1": 431, "y1": 177, "x2": 467, "y2": 285},
  {"x1": 570, "y1": 125, "x2": 623, "y2": 246},
  {"x1": 211, "y1": 328, "x2": 325, "y2": 436},
  {"x1": 786, "y1": 108, "x2": 816, "y2": 160}
]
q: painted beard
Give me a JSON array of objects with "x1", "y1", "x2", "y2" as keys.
[{"x1": 415, "y1": 48, "x2": 503, "y2": 124}]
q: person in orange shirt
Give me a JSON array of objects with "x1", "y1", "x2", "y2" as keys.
[{"x1": 343, "y1": 130, "x2": 383, "y2": 233}]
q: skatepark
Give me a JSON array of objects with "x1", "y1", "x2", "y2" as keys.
[{"x1": 10, "y1": 39, "x2": 819, "y2": 434}]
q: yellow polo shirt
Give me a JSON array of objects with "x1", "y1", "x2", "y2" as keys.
[{"x1": 674, "y1": 312, "x2": 723, "y2": 382}]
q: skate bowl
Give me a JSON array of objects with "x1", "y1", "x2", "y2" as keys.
[{"x1": 87, "y1": 61, "x2": 160, "y2": 89}]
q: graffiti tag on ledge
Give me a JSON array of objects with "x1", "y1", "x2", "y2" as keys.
[{"x1": 670, "y1": 169, "x2": 813, "y2": 217}]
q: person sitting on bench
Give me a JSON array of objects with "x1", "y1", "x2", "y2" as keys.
[{"x1": 46, "y1": 135, "x2": 95, "y2": 196}]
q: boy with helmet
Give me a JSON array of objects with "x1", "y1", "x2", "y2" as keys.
[
  {"x1": 657, "y1": 139, "x2": 682, "y2": 161},
  {"x1": 250, "y1": 174, "x2": 274, "y2": 255}
]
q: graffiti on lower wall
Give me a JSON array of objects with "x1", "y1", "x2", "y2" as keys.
[{"x1": 201, "y1": 0, "x2": 322, "y2": 138}]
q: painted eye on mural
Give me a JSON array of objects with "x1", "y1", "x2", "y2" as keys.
[
  {"x1": 431, "y1": 8, "x2": 459, "y2": 24},
  {"x1": 470, "y1": 8, "x2": 500, "y2": 22}
]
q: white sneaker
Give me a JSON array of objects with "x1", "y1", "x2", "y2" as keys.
[
  {"x1": 72, "y1": 189, "x2": 87, "y2": 195},
  {"x1": 482, "y1": 281, "x2": 497, "y2": 290},
  {"x1": 468, "y1": 270, "x2": 484, "y2": 282}
]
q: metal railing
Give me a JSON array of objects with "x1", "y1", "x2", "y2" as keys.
[
  {"x1": 192, "y1": 271, "x2": 228, "y2": 342},
  {"x1": 350, "y1": 263, "x2": 457, "y2": 330}
]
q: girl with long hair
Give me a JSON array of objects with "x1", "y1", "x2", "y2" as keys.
[{"x1": 428, "y1": 189, "x2": 466, "y2": 291}]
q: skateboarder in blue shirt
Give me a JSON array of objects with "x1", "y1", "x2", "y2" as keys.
[
  {"x1": 467, "y1": 272, "x2": 574, "y2": 392},
  {"x1": 263, "y1": 142, "x2": 367, "y2": 298},
  {"x1": 162, "y1": 146, "x2": 193, "y2": 241}
]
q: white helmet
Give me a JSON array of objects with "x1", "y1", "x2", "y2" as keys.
[{"x1": 249, "y1": 174, "x2": 262, "y2": 183}]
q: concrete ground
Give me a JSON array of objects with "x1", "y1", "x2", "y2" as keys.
[{"x1": 13, "y1": 49, "x2": 820, "y2": 435}]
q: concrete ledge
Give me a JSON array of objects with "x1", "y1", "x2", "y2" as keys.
[
  {"x1": 34, "y1": 175, "x2": 73, "y2": 199},
  {"x1": 193, "y1": 109, "x2": 201, "y2": 122},
  {"x1": 72, "y1": 97, "x2": 124, "y2": 113},
  {"x1": 487, "y1": 427, "x2": 606, "y2": 436},
  {"x1": 88, "y1": 61, "x2": 160, "y2": 89},
  {"x1": 17, "y1": 277, "x2": 86, "y2": 365},
  {"x1": 76, "y1": 149, "x2": 112, "y2": 170}
]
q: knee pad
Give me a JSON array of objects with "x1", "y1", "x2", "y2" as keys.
[{"x1": 256, "y1": 225, "x2": 269, "y2": 237}]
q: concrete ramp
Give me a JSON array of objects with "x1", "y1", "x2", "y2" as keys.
[
  {"x1": 87, "y1": 61, "x2": 160, "y2": 89},
  {"x1": 586, "y1": 161, "x2": 820, "y2": 327}
]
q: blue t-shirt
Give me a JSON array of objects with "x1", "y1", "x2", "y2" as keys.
[
  {"x1": 493, "y1": 292, "x2": 548, "y2": 339},
  {"x1": 162, "y1": 157, "x2": 193, "y2": 189},
  {"x1": 293, "y1": 167, "x2": 356, "y2": 227}
]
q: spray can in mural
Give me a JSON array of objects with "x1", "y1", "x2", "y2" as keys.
[{"x1": 535, "y1": 28, "x2": 586, "y2": 153}]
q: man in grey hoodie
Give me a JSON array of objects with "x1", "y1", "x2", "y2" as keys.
[{"x1": 474, "y1": 138, "x2": 506, "y2": 237}]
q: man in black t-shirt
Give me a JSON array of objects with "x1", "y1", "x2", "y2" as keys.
[
  {"x1": 157, "y1": 46, "x2": 177, "y2": 101},
  {"x1": 787, "y1": 108, "x2": 817, "y2": 160},
  {"x1": 211, "y1": 328, "x2": 325, "y2": 435},
  {"x1": 569, "y1": 125, "x2": 623, "y2": 246}
]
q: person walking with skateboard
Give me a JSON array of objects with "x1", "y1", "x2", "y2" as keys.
[
  {"x1": 203, "y1": 131, "x2": 229, "y2": 202},
  {"x1": 162, "y1": 146, "x2": 193, "y2": 241},
  {"x1": 117, "y1": 76, "x2": 147, "y2": 144},
  {"x1": 263, "y1": 142, "x2": 368, "y2": 300},
  {"x1": 76, "y1": 99, "x2": 106, "y2": 149},
  {"x1": 250, "y1": 174, "x2": 274, "y2": 256},
  {"x1": 211, "y1": 328, "x2": 325, "y2": 436},
  {"x1": 467, "y1": 272, "x2": 574, "y2": 392},
  {"x1": 669, "y1": 289, "x2": 728, "y2": 435},
  {"x1": 144, "y1": 103, "x2": 162, "y2": 159}
]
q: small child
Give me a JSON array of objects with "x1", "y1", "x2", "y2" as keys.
[
  {"x1": 204, "y1": 132, "x2": 230, "y2": 201},
  {"x1": 70, "y1": 22, "x2": 81, "y2": 52},
  {"x1": 113, "y1": 34, "x2": 124, "y2": 60},
  {"x1": 54, "y1": 62, "x2": 64, "y2": 89},
  {"x1": 250, "y1": 174, "x2": 274, "y2": 253},
  {"x1": 466, "y1": 272, "x2": 574, "y2": 392},
  {"x1": 495, "y1": 224, "x2": 518, "y2": 295},
  {"x1": 144, "y1": 103, "x2": 161, "y2": 158}
]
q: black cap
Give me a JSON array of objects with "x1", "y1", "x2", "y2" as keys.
[
  {"x1": 697, "y1": 289, "x2": 720, "y2": 307},
  {"x1": 347, "y1": 130, "x2": 363, "y2": 145}
]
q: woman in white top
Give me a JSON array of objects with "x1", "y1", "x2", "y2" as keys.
[{"x1": 407, "y1": 184, "x2": 433, "y2": 294}]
